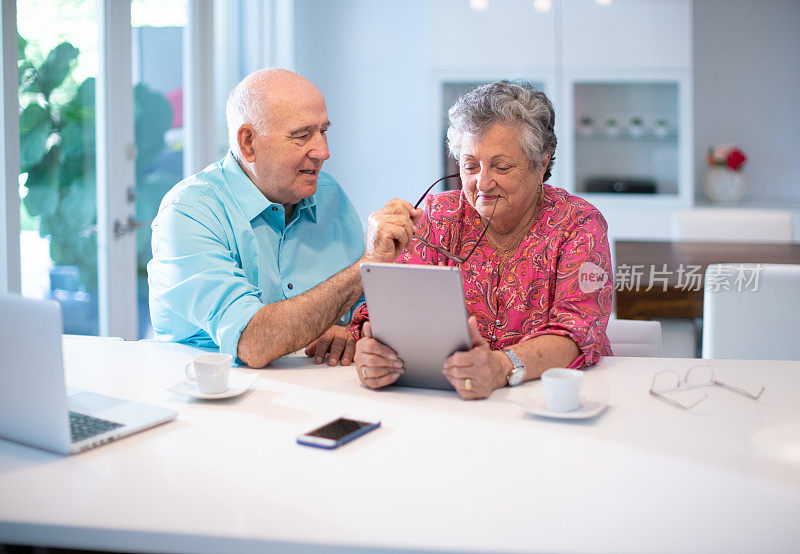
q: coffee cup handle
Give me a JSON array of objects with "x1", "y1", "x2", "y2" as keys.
[{"x1": 185, "y1": 361, "x2": 196, "y2": 381}]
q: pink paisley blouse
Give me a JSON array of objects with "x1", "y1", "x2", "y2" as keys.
[{"x1": 352, "y1": 185, "x2": 614, "y2": 368}]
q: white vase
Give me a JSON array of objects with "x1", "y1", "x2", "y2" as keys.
[
  {"x1": 628, "y1": 125, "x2": 644, "y2": 138},
  {"x1": 704, "y1": 166, "x2": 747, "y2": 203}
]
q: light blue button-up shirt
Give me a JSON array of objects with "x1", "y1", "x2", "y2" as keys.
[{"x1": 147, "y1": 152, "x2": 365, "y2": 356}]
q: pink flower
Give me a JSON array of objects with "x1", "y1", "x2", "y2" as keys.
[{"x1": 713, "y1": 145, "x2": 732, "y2": 160}]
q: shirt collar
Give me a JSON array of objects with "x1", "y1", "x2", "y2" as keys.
[
  {"x1": 221, "y1": 151, "x2": 271, "y2": 221},
  {"x1": 221, "y1": 151, "x2": 318, "y2": 224},
  {"x1": 295, "y1": 194, "x2": 318, "y2": 223}
]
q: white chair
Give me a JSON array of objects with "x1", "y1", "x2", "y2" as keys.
[
  {"x1": 672, "y1": 209, "x2": 793, "y2": 243},
  {"x1": 607, "y1": 318, "x2": 662, "y2": 357},
  {"x1": 702, "y1": 263, "x2": 800, "y2": 360}
]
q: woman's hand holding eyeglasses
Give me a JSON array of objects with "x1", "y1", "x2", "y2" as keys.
[
  {"x1": 364, "y1": 199, "x2": 422, "y2": 263},
  {"x1": 354, "y1": 322, "x2": 405, "y2": 388},
  {"x1": 442, "y1": 317, "x2": 508, "y2": 400}
]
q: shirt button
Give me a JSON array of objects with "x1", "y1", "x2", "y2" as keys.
[
  {"x1": 495, "y1": 319, "x2": 501, "y2": 326},
  {"x1": 491, "y1": 335, "x2": 497, "y2": 341},
  {"x1": 287, "y1": 283, "x2": 293, "y2": 290},
  {"x1": 272, "y1": 206, "x2": 278, "y2": 211}
]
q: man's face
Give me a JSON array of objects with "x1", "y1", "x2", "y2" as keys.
[{"x1": 249, "y1": 87, "x2": 331, "y2": 207}]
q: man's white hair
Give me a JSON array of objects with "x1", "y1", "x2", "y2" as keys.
[{"x1": 225, "y1": 70, "x2": 273, "y2": 160}]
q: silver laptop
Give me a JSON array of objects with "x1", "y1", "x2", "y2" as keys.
[{"x1": 0, "y1": 294, "x2": 177, "y2": 455}]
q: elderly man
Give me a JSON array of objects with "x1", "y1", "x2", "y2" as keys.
[{"x1": 148, "y1": 68, "x2": 418, "y2": 368}]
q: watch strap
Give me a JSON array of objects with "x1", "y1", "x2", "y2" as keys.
[{"x1": 502, "y1": 348, "x2": 526, "y2": 386}]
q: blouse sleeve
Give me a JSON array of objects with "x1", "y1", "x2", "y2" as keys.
[{"x1": 522, "y1": 208, "x2": 614, "y2": 368}]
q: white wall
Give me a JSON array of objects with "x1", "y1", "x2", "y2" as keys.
[
  {"x1": 293, "y1": 0, "x2": 560, "y2": 223},
  {"x1": 693, "y1": 0, "x2": 800, "y2": 206},
  {"x1": 293, "y1": 0, "x2": 431, "y2": 223}
]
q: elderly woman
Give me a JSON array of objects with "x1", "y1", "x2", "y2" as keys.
[{"x1": 352, "y1": 80, "x2": 612, "y2": 399}]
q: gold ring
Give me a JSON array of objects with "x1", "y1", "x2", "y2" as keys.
[{"x1": 464, "y1": 378, "x2": 473, "y2": 391}]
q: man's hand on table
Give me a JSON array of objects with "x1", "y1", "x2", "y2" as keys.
[{"x1": 305, "y1": 325, "x2": 356, "y2": 366}]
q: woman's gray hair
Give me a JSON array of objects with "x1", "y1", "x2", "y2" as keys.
[{"x1": 446, "y1": 80, "x2": 557, "y2": 182}]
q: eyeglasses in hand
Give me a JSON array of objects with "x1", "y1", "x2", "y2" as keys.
[
  {"x1": 649, "y1": 364, "x2": 765, "y2": 410},
  {"x1": 411, "y1": 173, "x2": 497, "y2": 265}
]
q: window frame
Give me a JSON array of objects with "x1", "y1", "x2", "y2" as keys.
[{"x1": 1, "y1": 0, "x2": 21, "y2": 295}]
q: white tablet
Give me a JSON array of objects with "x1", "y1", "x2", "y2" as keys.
[{"x1": 359, "y1": 262, "x2": 472, "y2": 390}]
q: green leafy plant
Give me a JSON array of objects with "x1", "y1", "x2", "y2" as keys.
[{"x1": 18, "y1": 36, "x2": 179, "y2": 294}]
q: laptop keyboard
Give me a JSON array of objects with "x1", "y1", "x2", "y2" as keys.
[{"x1": 69, "y1": 411, "x2": 124, "y2": 443}]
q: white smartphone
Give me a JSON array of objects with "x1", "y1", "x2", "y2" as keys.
[{"x1": 296, "y1": 417, "x2": 381, "y2": 449}]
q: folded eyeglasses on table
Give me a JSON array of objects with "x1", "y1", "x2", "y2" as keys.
[{"x1": 649, "y1": 364, "x2": 765, "y2": 410}]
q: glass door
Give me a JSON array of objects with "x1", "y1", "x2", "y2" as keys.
[
  {"x1": 18, "y1": 0, "x2": 100, "y2": 334},
  {"x1": 131, "y1": 0, "x2": 187, "y2": 338},
  {"x1": 8, "y1": 0, "x2": 244, "y2": 338}
]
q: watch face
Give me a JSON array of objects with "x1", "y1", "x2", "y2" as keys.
[{"x1": 508, "y1": 367, "x2": 526, "y2": 386}]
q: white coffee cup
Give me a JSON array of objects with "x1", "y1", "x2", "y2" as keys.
[
  {"x1": 185, "y1": 353, "x2": 233, "y2": 394},
  {"x1": 541, "y1": 368, "x2": 583, "y2": 412}
]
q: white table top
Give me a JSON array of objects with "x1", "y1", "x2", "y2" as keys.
[{"x1": 1, "y1": 337, "x2": 799, "y2": 553}]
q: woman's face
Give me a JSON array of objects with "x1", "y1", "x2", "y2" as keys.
[{"x1": 459, "y1": 123, "x2": 548, "y2": 234}]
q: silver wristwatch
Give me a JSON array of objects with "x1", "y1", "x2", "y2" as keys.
[{"x1": 502, "y1": 348, "x2": 527, "y2": 387}]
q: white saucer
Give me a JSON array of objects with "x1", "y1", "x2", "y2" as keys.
[
  {"x1": 515, "y1": 396, "x2": 607, "y2": 420},
  {"x1": 167, "y1": 370, "x2": 257, "y2": 399}
]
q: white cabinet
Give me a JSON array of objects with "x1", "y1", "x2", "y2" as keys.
[
  {"x1": 429, "y1": 0, "x2": 694, "y2": 211},
  {"x1": 429, "y1": 0, "x2": 556, "y2": 70},
  {"x1": 561, "y1": 0, "x2": 692, "y2": 70},
  {"x1": 560, "y1": 70, "x2": 694, "y2": 209},
  {"x1": 558, "y1": 1, "x2": 694, "y2": 210}
]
